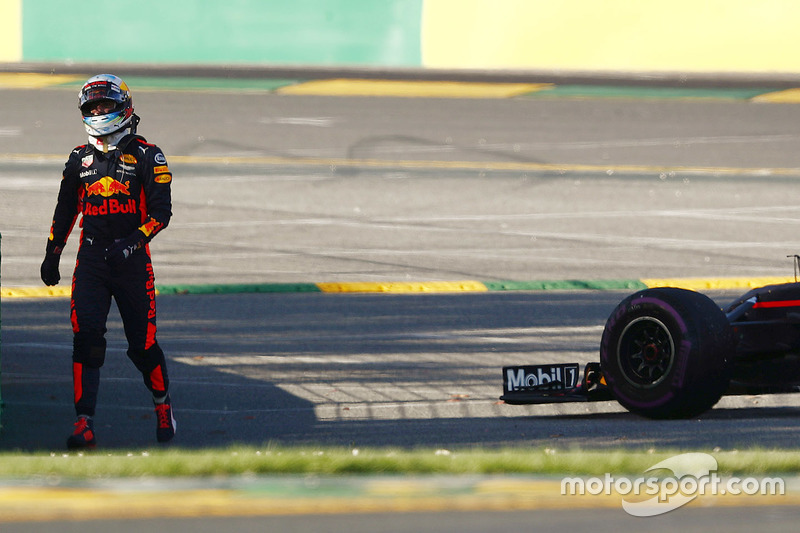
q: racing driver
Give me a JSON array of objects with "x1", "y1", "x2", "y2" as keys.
[{"x1": 40, "y1": 74, "x2": 176, "y2": 449}]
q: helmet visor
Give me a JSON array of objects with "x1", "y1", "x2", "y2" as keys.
[{"x1": 80, "y1": 98, "x2": 118, "y2": 117}]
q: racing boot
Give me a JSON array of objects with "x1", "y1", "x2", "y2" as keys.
[
  {"x1": 154, "y1": 395, "x2": 176, "y2": 443},
  {"x1": 66, "y1": 415, "x2": 96, "y2": 450}
]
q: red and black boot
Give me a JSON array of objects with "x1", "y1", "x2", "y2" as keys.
[
  {"x1": 66, "y1": 416, "x2": 96, "y2": 450},
  {"x1": 154, "y1": 395, "x2": 176, "y2": 443}
]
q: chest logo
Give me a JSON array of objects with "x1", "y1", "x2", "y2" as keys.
[{"x1": 85, "y1": 176, "x2": 130, "y2": 197}]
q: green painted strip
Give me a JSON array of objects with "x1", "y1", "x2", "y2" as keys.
[
  {"x1": 524, "y1": 85, "x2": 776, "y2": 101},
  {"x1": 484, "y1": 280, "x2": 648, "y2": 291},
  {"x1": 156, "y1": 283, "x2": 321, "y2": 295}
]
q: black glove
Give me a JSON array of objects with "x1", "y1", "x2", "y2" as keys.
[
  {"x1": 40, "y1": 253, "x2": 61, "y2": 286},
  {"x1": 105, "y1": 232, "x2": 146, "y2": 270}
]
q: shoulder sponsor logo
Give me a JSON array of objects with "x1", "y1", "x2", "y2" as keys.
[
  {"x1": 81, "y1": 154, "x2": 94, "y2": 168},
  {"x1": 154, "y1": 152, "x2": 167, "y2": 165},
  {"x1": 154, "y1": 165, "x2": 169, "y2": 173},
  {"x1": 154, "y1": 173, "x2": 172, "y2": 184},
  {"x1": 121, "y1": 154, "x2": 137, "y2": 164}
]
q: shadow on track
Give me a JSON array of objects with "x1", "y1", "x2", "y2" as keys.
[{"x1": 3, "y1": 292, "x2": 800, "y2": 451}]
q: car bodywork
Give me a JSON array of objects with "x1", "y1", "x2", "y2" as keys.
[{"x1": 501, "y1": 281, "x2": 800, "y2": 419}]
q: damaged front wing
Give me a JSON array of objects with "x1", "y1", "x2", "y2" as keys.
[{"x1": 500, "y1": 362, "x2": 614, "y2": 404}]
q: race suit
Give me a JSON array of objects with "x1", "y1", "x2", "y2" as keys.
[{"x1": 45, "y1": 134, "x2": 173, "y2": 417}]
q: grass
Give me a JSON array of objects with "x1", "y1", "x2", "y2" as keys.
[{"x1": 1, "y1": 445, "x2": 800, "y2": 478}]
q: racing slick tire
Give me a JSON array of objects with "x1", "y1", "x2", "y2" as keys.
[{"x1": 600, "y1": 287, "x2": 734, "y2": 419}]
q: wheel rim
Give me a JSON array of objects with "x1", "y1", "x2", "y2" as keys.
[{"x1": 616, "y1": 316, "x2": 675, "y2": 388}]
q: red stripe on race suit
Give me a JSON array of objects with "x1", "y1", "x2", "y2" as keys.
[
  {"x1": 73, "y1": 362, "x2": 83, "y2": 404},
  {"x1": 149, "y1": 365, "x2": 165, "y2": 394}
]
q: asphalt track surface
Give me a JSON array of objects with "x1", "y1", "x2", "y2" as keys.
[
  {"x1": 3, "y1": 73, "x2": 800, "y2": 529},
  {"x1": 3, "y1": 74, "x2": 800, "y2": 288}
]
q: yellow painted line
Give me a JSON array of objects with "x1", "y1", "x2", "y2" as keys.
[
  {"x1": 276, "y1": 79, "x2": 551, "y2": 98},
  {"x1": 1, "y1": 287, "x2": 164, "y2": 299},
  {"x1": 1, "y1": 287, "x2": 71, "y2": 298},
  {"x1": 642, "y1": 277, "x2": 797, "y2": 291},
  {"x1": 0, "y1": 486, "x2": 607, "y2": 523},
  {"x1": 0, "y1": 73, "x2": 84, "y2": 89},
  {"x1": 317, "y1": 280, "x2": 489, "y2": 293},
  {"x1": 0, "y1": 481, "x2": 796, "y2": 523},
  {"x1": 0, "y1": 483, "x2": 597, "y2": 523},
  {"x1": 752, "y1": 89, "x2": 800, "y2": 103},
  {"x1": 3, "y1": 152, "x2": 800, "y2": 178}
]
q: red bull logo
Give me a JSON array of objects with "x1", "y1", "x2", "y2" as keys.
[
  {"x1": 83, "y1": 198, "x2": 137, "y2": 216},
  {"x1": 85, "y1": 176, "x2": 130, "y2": 197},
  {"x1": 139, "y1": 218, "x2": 162, "y2": 237}
]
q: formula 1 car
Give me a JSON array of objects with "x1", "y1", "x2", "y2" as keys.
[{"x1": 501, "y1": 273, "x2": 800, "y2": 419}]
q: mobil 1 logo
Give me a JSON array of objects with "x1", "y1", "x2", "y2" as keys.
[{"x1": 503, "y1": 363, "x2": 580, "y2": 393}]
